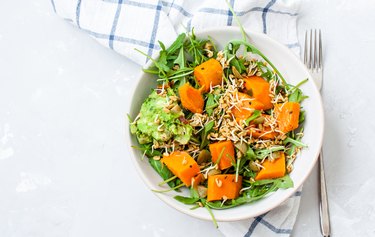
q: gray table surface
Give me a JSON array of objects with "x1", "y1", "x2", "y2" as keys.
[{"x1": 1, "y1": 0, "x2": 374, "y2": 236}]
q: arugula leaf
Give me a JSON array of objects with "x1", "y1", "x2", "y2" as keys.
[
  {"x1": 131, "y1": 144, "x2": 161, "y2": 157},
  {"x1": 157, "y1": 50, "x2": 170, "y2": 73},
  {"x1": 149, "y1": 159, "x2": 180, "y2": 188},
  {"x1": 254, "y1": 146, "x2": 285, "y2": 160},
  {"x1": 224, "y1": 40, "x2": 289, "y2": 89},
  {"x1": 275, "y1": 175, "x2": 294, "y2": 189},
  {"x1": 186, "y1": 29, "x2": 209, "y2": 66},
  {"x1": 288, "y1": 78, "x2": 309, "y2": 103},
  {"x1": 299, "y1": 110, "x2": 306, "y2": 124},
  {"x1": 134, "y1": 48, "x2": 167, "y2": 78},
  {"x1": 205, "y1": 175, "x2": 294, "y2": 210},
  {"x1": 158, "y1": 40, "x2": 166, "y2": 51},
  {"x1": 225, "y1": 0, "x2": 247, "y2": 41},
  {"x1": 283, "y1": 137, "x2": 307, "y2": 147},
  {"x1": 174, "y1": 195, "x2": 199, "y2": 205},
  {"x1": 201, "y1": 199, "x2": 218, "y2": 228},
  {"x1": 167, "y1": 33, "x2": 186, "y2": 54},
  {"x1": 142, "y1": 68, "x2": 159, "y2": 75},
  {"x1": 244, "y1": 110, "x2": 261, "y2": 126},
  {"x1": 252, "y1": 175, "x2": 293, "y2": 189},
  {"x1": 245, "y1": 147, "x2": 256, "y2": 160},
  {"x1": 190, "y1": 186, "x2": 200, "y2": 199},
  {"x1": 200, "y1": 120, "x2": 215, "y2": 149},
  {"x1": 288, "y1": 88, "x2": 308, "y2": 103},
  {"x1": 173, "y1": 47, "x2": 186, "y2": 69},
  {"x1": 230, "y1": 57, "x2": 243, "y2": 73},
  {"x1": 205, "y1": 94, "x2": 218, "y2": 116},
  {"x1": 242, "y1": 168, "x2": 256, "y2": 178},
  {"x1": 205, "y1": 182, "x2": 278, "y2": 210}
]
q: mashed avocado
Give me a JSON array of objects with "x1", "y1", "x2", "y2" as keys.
[{"x1": 131, "y1": 89, "x2": 192, "y2": 145}]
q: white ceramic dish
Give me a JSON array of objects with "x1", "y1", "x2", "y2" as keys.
[{"x1": 125, "y1": 26, "x2": 324, "y2": 221}]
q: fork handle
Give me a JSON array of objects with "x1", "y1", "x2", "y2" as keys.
[{"x1": 319, "y1": 150, "x2": 331, "y2": 237}]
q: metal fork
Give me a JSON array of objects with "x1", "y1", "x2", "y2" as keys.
[{"x1": 304, "y1": 29, "x2": 330, "y2": 237}]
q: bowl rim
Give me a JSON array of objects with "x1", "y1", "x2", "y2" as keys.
[{"x1": 125, "y1": 26, "x2": 324, "y2": 221}]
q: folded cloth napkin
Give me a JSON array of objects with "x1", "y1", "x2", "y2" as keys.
[{"x1": 52, "y1": 0, "x2": 301, "y2": 236}]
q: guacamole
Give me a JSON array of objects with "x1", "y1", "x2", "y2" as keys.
[{"x1": 131, "y1": 89, "x2": 192, "y2": 145}]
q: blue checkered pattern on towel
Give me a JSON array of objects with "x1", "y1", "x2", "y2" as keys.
[
  {"x1": 51, "y1": 1, "x2": 302, "y2": 236},
  {"x1": 51, "y1": 0, "x2": 300, "y2": 65}
]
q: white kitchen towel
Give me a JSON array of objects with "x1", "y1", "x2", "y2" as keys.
[
  {"x1": 51, "y1": 0, "x2": 302, "y2": 236},
  {"x1": 51, "y1": 0, "x2": 300, "y2": 65},
  {"x1": 219, "y1": 189, "x2": 302, "y2": 236}
]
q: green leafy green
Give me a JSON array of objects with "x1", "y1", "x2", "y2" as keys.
[
  {"x1": 289, "y1": 88, "x2": 308, "y2": 103},
  {"x1": 131, "y1": 1, "x2": 307, "y2": 223},
  {"x1": 288, "y1": 78, "x2": 309, "y2": 103},
  {"x1": 299, "y1": 110, "x2": 306, "y2": 124},
  {"x1": 149, "y1": 159, "x2": 181, "y2": 188},
  {"x1": 174, "y1": 195, "x2": 199, "y2": 205},
  {"x1": 244, "y1": 110, "x2": 261, "y2": 126},
  {"x1": 283, "y1": 137, "x2": 307, "y2": 147},
  {"x1": 131, "y1": 144, "x2": 161, "y2": 157},
  {"x1": 245, "y1": 147, "x2": 256, "y2": 160},
  {"x1": 205, "y1": 94, "x2": 218, "y2": 116},
  {"x1": 167, "y1": 33, "x2": 186, "y2": 54},
  {"x1": 174, "y1": 47, "x2": 186, "y2": 69},
  {"x1": 185, "y1": 29, "x2": 209, "y2": 67},
  {"x1": 200, "y1": 120, "x2": 215, "y2": 149},
  {"x1": 254, "y1": 146, "x2": 285, "y2": 160},
  {"x1": 205, "y1": 175, "x2": 294, "y2": 210}
]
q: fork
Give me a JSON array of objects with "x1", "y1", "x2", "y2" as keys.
[{"x1": 304, "y1": 29, "x2": 331, "y2": 237}]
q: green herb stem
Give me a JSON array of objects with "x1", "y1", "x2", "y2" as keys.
[
  {"x1": 152, "y1": 183, "x2": 185, "y2": 193},
  {"x1": 158, "y1": 175, "x2": 178, "y2": 186}
]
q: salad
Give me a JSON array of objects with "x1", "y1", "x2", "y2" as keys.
[{"x1": 130, "y1": 28, "x2": 307, "y2": 225}]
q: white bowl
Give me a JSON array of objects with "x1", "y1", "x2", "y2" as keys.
[{"x1": 125, "y1": 26, "x2": 324, "y2": 221}]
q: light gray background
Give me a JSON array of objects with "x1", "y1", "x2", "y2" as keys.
[{"x1": 1, "y1": 0, "x2": 374, "y2": 236}]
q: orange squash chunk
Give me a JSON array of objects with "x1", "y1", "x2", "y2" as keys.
[
  {"x1": 209, "y1": 141, "x2": 235, "y2": 170},
  {"x1": 274, "y1": 102, "x2": 300, "y2": 133},
  {"x1": 249, "y1": 126, "x2": 278, "y2": 140},
  {"x1": 244, "y1": 76, "x2": 273, "y2": 110},
  {"x1": 161, "y1": 151, "x2": 200, "y2": 187},
  {"x1": 179, "y1": 83, "x2": 204, "y2": 114},
  {"x1": 231, "y1": 92, "x2": 264, "y2": 122},
  {"x1": 248, "y1": 114, "x2": 278, "y2": 139},
  {"x1": 207, "y1": 174, "x2": 242, "y2": 202},
  {"x1": 255, "y1": 152, "x2": 286, "y2": 180},
  {"x1": 194, "y1": 59, "x2": 223, "y2": 92},
  {"x1": 191, "y1": 173, "x2": 205, "y2": 189}
]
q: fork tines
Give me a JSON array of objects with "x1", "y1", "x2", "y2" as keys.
[{"x1": 304, "y1": 29, "x2": 322, "y2": 71}]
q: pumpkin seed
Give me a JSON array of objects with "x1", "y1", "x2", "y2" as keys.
[
  {"x1": 197, "y1": 149, "x2": 211, "y2": 164},
  {"x1": 197, "y1": 185, "x2": 207, "y2": 198},
  {"x1": 234, "y1": 142, "x2": 248, "y2": 155},
  {"x1": 207, "y1": 169, "x2": 221, "y2": 176},
  {"x1": 249, "y1": 161, "x2": 260, "y2": 172},
  {"x1": 170, "y1": 104, "x2": 181, "y2": 113},
  {"x1": 232, "y1": 66, "x2": 243, "y2": 79},
  {"x1": 253, "y1": 116, "x2": 265, "y2": 124},
  {"x1": 270, "y1": 151, "x2": 281, "y2": 159}
]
